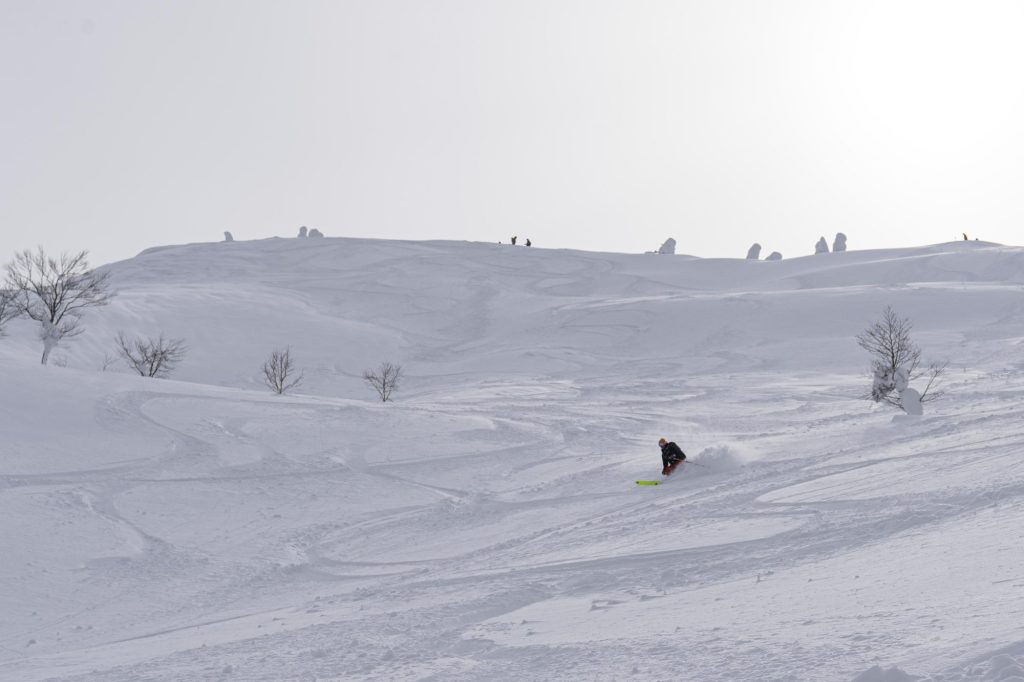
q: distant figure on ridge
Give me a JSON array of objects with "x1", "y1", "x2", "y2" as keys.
[
  {"x1": 525, "y1": 239, "x2": 531, "y2": 247},
  {"x1": 963, "y1": 233, "x2": 968, "y2": 240},
  {"x1": 511, "y1": 236, "x2": 517, "y2": 245},
  {"x1": 658, "y1": 438, "x2": 687, "y2": 477}
]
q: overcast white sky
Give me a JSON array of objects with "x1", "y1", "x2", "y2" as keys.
[{"x1": 2, "y1": 1, "x2": 1023, "y2": 267}]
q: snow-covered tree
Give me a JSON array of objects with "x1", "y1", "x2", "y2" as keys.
[
  {"x1": 262, "y1": 346, "x2": 303, "y2": 395},
  {"x1": 309, "y1": 228, "x2": 324, "y2": 238},
  {"x1": 115, "y1": 332, "x2": 188, "y2": 378},
  {"x1": 833, "y1": 232, "x2": 847, "y2": 252},
  {"x1": 746, "y1": 243, "x2": 761, "y2": 260},
  {"x1": 298, "y1": 226, "x2": 308, "y2": 238},
  {"x1": 814, "y1": 237, "x2": 829, "y2": 254},
  {"x1": 4, "y1": 248, "x2": 114, "y2": 364},
  {"x1": 224, "y1": 231, "x2": 234, "y2": 242},
  {"x1": 857, "y1": 306, "x2": 945, "y2": 412},
  {"x1": 363, "y1": 361, "x2": 403, "y2": 402},
  {"x1": 765, "y1": 251, "x2": 783, "y2": 261},
  {"x1": 658, "y1": 238, "x2": 676, "y2": 255}
]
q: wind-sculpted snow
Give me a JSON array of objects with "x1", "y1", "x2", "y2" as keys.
[{"x1": 2, "y1": 237, "x2": 1024, "y2": 681}]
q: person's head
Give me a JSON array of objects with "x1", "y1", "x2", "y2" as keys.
[{"x1": 658, "y1": 438, "x2": 667, "y2": 446}]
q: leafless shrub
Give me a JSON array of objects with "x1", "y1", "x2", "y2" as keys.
[
  {"x1": 100, "y1": 352, "x2": 119, "y2": 371},
  {"x1": 3, "y1": 248, "x2": 114, "y2": 363},
  {"x1": 0, "y1": 287, "x2": 19, "y2": 335},
  {"x1": 116, "y1": 332, "x2": 187, "y2": 378},
  {"x1": 856, "y1": 306, "x2": 945, "y2": 409},
  {"x1": 363, "y1": 362, "x2": 403, "y2": 402},
  {"x1": 263, "y1": 347, "x2": 303, "y2": 395}
]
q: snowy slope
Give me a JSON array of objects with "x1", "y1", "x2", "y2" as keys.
[{"x1": 2, "y1": 237, "x2": 1024, "y2": 682}]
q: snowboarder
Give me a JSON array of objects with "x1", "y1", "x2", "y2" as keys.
[
  {"x1": 658, "y1": 438, "x2": 686, "y2": 476},
  {"x1": 525, "y1": 238, "x2": 531, "y2": 247}
]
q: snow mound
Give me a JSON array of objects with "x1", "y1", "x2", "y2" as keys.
[
  {"x1": 852, "y1": 649, "x2": 1024, "y2": 681},
  {"x1": 851, "y1": 665, "x2": 919, "y2": 682},
  {"x1": 953, "y1": 651, "x2": 1024, "y2": 681}
]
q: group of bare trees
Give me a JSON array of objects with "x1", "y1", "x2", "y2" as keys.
[
  {"x1": 0, "y1": 247, "x2": 403, "y2": 399},
  {"x1": 0, "y1": 247, "x2": 191, "y2": 376},
  {"x1": 260, "y1": 348, "x2": 402, "y2": 402},
  {"x1": 1, "y1": 247, "x2": 952, "y2": 417}
]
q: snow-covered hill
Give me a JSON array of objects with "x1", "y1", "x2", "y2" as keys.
[{"x1": 2, "y1": 237, "x2": 1024, "y2": 681}]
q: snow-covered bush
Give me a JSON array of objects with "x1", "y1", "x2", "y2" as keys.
[
  {"x1": 658, "y1": 238, "x2": 676, "y2": 255},
  {"x1": 833, "y1": 232, "x2": 847, "y2": 252},
  {"x1": 262, "y1": 347, "x2": 303, "y2": 395},
  {"x1": 298, "y1": 226, "x2": 308, "y2": 238},
  {"x1": 224, "y1": 231, "x2": 234, "y2": 242},
  {"x1": 857, "y1": 306, "x2": 945, "y2": 413},
  {"x1": 814, "y1": 237, "x2": 829, "y2": 254},
  {"x1": 746, "y1": 243, "x2": 761, "y2": 260},
  {"x1": 3, "y1": 248, "x2": 114, "y2": 364},
  {"x1": 765, "y1": 251, "x2": 783, "y2": 261},
  {"x1": 115, "y1": 332, "x2": 188, "y2": 378},
  {"x1": 363, "y1": 361, "x2": 403, "y2": 402},
  {"x1": 309, "y1": 228, "x2": 324, "y2": 238}
]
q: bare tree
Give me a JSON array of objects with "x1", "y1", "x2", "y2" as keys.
[
  {"x1": 100, "y1": 352, "x2": 119, "y2": 371},
  {"x1": 363, "y1": 362, "x2": 403, "y2": 402},
  {"x1": 262, "y1": 347, "x2": 303, "y2": 394},
  {"x1": 856, "y1": 306, "x2": 945, "y2": 410},
  {"x1": 0, "y1": 288, "x2": 19, "y2": 335},
  {"x1": 4, "y1": 248, "x2": 114, "y2": 364},
  {"x1": 116, "y1": 332, "x2": 187, "y2": 378}
]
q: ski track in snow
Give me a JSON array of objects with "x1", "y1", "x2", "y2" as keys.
[{"x1": 1, "y1": 238, "x2": 1024, "y2": 681}]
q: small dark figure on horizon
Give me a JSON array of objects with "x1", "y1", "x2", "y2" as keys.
[
  {"x1": 525, "y1": 239, "x2": 531, "y2": 247},
  {"x1": 511, "y1": 236, "x2": 517, "y2": 245},
  {"x1": 964, "y1": 233, "x2": 968, "y2": 240}
]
